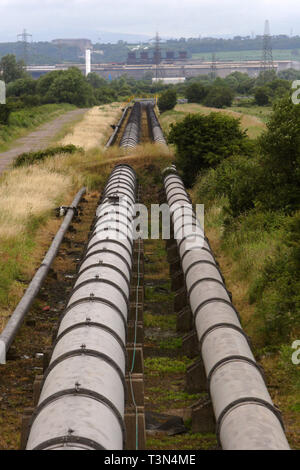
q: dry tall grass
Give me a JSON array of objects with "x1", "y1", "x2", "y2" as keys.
[
  {"x1": 0, "y1": 134, "x2": 173, "y2": 331},
  {"x1": 60, "y1": 103, "x2": 124, "y2": 150}
]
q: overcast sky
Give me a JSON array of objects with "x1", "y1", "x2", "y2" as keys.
[{"x1": 0, "y1": 0, "x2": 299, "y2": 42}]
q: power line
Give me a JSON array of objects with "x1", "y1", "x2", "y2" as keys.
[
  {"x1": 151, "y1": 32, "x2": 164, "y2": 84},
  {"x1": 17, "y1": 29, "x2": 32, "y2": 65},
  {"x1": 260, "y1": 20, "x2": 274, "y2": 81},
  {"x1": 211, "y1": 53, "x2": 217, "y2": 79}
]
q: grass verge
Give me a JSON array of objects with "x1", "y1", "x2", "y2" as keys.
[{"x1": 0, "y1": 103, "x2": 76, "y2": 151}]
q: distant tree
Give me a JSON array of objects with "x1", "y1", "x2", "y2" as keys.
[
  {"x1": 7, "y1": 78, "x2": 37, "y2": 97},
  {"x1": 43, "y1": 68, "x2": 96, "y2": 107},
  {"x1": 86, "y1": 72, "x2": 107, "y2": 89},
  {"x1": 203, "y1": 86, "x2": 234, "y2": 108},
  {"x1": 0, "y1": 54, "x2": 26, "y2": 83},
  {"x1": 278, "y1": 68, "x2": 300, "y2": 81},
  {"x1": 255, "y1": 69, "x2": 277, "y2": 86},
  {"x1": 158, "y1": 89, "x2": 177, "y2": 113},
  {"x1": 94, "y1": 87, "x2": 118, "y2": 104},
  {"x1": 254, "y1": 87, "x2": 270, "y2": 105},
  {"x1": 266, "y1": 78, "x2": 290, "y2": 100},
  {"x1": 185, "y1": 82, "x2": 207, "y2": 103},
  {"x1": 36, "y1": 70, "x2": 64, "y2": 97}
]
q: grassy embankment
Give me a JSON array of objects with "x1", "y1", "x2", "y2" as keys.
[
  {"x1": 160, "y1": 102, "x2": 299, "y2": 448},
  {"x1": 0, "y1": 103, "x2": 76, "y2": 152},
  {"x1": 160, "y1": 102, "x2": 270, "y2": 140}
]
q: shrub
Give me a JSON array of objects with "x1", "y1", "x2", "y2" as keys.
[
  {"x1": 185, "y1": 82, "x2": 207, "y2": 103},
  {"x1": 0, "y1": 104, "x2": 11, "y2": 125},
  {"x1": 168, "y1": 112, "x2": 250, "y2": 187},
  {"x1": 158, "y1": 89, "x2": 177, "y2": 113},
  {"x1": 14, "y1": 144, "x2": 82, "y2": 167},
  {"x1": 250, "y1": 211, "x2": 300, "y2": 345},
  {"x1": 254, "y1": 87, "x2": 270, "y2": 105},
  {"x1": 195, "y1": 154, "x2": 261, "y2": 217},
  {"x1": 203, "y1": 86, "x2": 234, "y2": 108},
  {"x1": 257, "y1": 96, "x2": 300, "y2": 213}
]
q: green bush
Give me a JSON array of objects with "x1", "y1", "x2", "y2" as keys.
[
  {"x1": 250, "y1": 212, "x2": 300, "y2": 345},
  {"x1": 168, "y1": 112, "x2": 250, "y2": 187},
  {"x1": 195, "y1": 154, "x2": 261, "y2": 217},
  {"x1": 14, "y1": 144, "x2": 82, "y2": 167},
  {"x1": 185, "y1": 82, "x2": 207, "y2": 103},
  {"x1": 43, "y1": 68, "x2": 96, "y2": 107},
  {"x1": 0, "y1": 104, "x2": 11, "y2": 125},
  {"x1": 158, "y1": 89, "x2": 177, "y2": 113},
  {"x1": 203, "y1": 86, "x2": 234, "y2": 108},
  {"x1": 254, "y1": 87, "x2": 270, "y2": 105},
  {"x1": 257, "y1": 96, "x2": 300, "y2": 213}
]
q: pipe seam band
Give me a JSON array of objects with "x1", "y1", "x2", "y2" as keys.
[
  {"x1": 94, "y1": 218, "x2": 134, "y2": 237},
  {"x1": 188, "y1": 277, "x2": 229, "y2": 300},
  {"x1": 177, "y1": 232, "x2": 206, "y2": 251},
  {"x1": 104, "y1": 189, "x2": 135, "y2": 204},
  {"x1": 60, "y1": 297, "x2": 128, "y2": 336},
  {"x1": 76, "y1": 262, "x2": 131, "y2": 290},
  {"x1": 82, "y1": 243, "x2": 133, "y2": 265},
  {"x1": 95, "y1": 210, "x2": 133, "y2": 225},
  {"x1": 30, "y1": 388, "x2": 126, "y2": 445},
  {"x1": 216, "y1": 397, "x2": 285, "y2": 447},
  {"x1": 181, "y1": 245, "x2": 215, "y2": 264},
  {"x1": 54, "y1": 322, "x2": 127, "y2": 355},
  {"x1": 32, "y1": 436, "x2": 106, "y2": 451},
  {"x1": 89, "y1": 227, "x2": 133, "y2": 248},
  {"x1": 43, "y1": 349, "x2": 127, "y2": 393},
  {"x1": 193, "y1": 298, "x2": 241, "y2": 323},
  {"x1": 70, "y1": 278, "x2": 129, "y2": 306},
  {"x1": 207, "y1": 355, "x2": 267, "y2": 391},
  {"x1": 183, "y1": 260, "x2": 224, "y2": 283},
  {"x1": 103, "y1": 185, "x2": 136, "y2": 199},
  {"x1": 172, "y1": 209, "x2": 196, "y2": 226},
  {"x1": 174, "y1": 222, "x2": 203, "y2": 239},
  {"x1": 167, "y1": 191, "x2": 192, "y2": 204},
  {"x1": 198, "y1": 323, "x2": 249, "y2": 353},
  {"x1": 169, "y1": 203, "x2": 195, "y2": 219},
  {"x1": 100, "y1": 196, "x2": 133, "y2": 210},
  {"x1": 168, "y1": 198, "x2": 191, "y2": 210}
]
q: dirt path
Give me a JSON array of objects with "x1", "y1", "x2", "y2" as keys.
[{"x1": 0, "y1": 109, "x2": 88, "y2": 176}]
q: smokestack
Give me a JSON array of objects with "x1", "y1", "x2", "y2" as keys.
[{"x1": 85, "y1": 49, "x2": 91, "y2": 76}]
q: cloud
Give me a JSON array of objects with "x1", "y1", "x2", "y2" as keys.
[{"x1": 0, "y1": 0, "x2": 299, "y2": 41}]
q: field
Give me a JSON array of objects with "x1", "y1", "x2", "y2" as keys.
[
  {"x1": 192, "y1": 48, "x2": 300, "y2": 61},
  {"x1": 160, "y1": 103, "x2": 269, "y2": 139}
]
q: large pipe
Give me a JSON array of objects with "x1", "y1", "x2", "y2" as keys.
[
  {"x1": 26, "y1": 164, "x2": 137, "y2": 450},
  {"x1": 120, "y1": 102, "x2": 141, "y2": 149},
  {"x1": 146, "y1": 104, "x2": 167, "y2": 146},
  {"x1": 0, "y1": 187, "x2": 86, "y2": 365},
  {"x1": 162, "y1": 166, "x2": 290, "y2": 450}
]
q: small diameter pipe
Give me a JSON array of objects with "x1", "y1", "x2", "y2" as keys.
[
  {"x1": 105, "y1": 106, "x2": 130, "y2": 148},
  {"x1": 0, "y1": 187, "x2": 86, "y2": 364}
]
